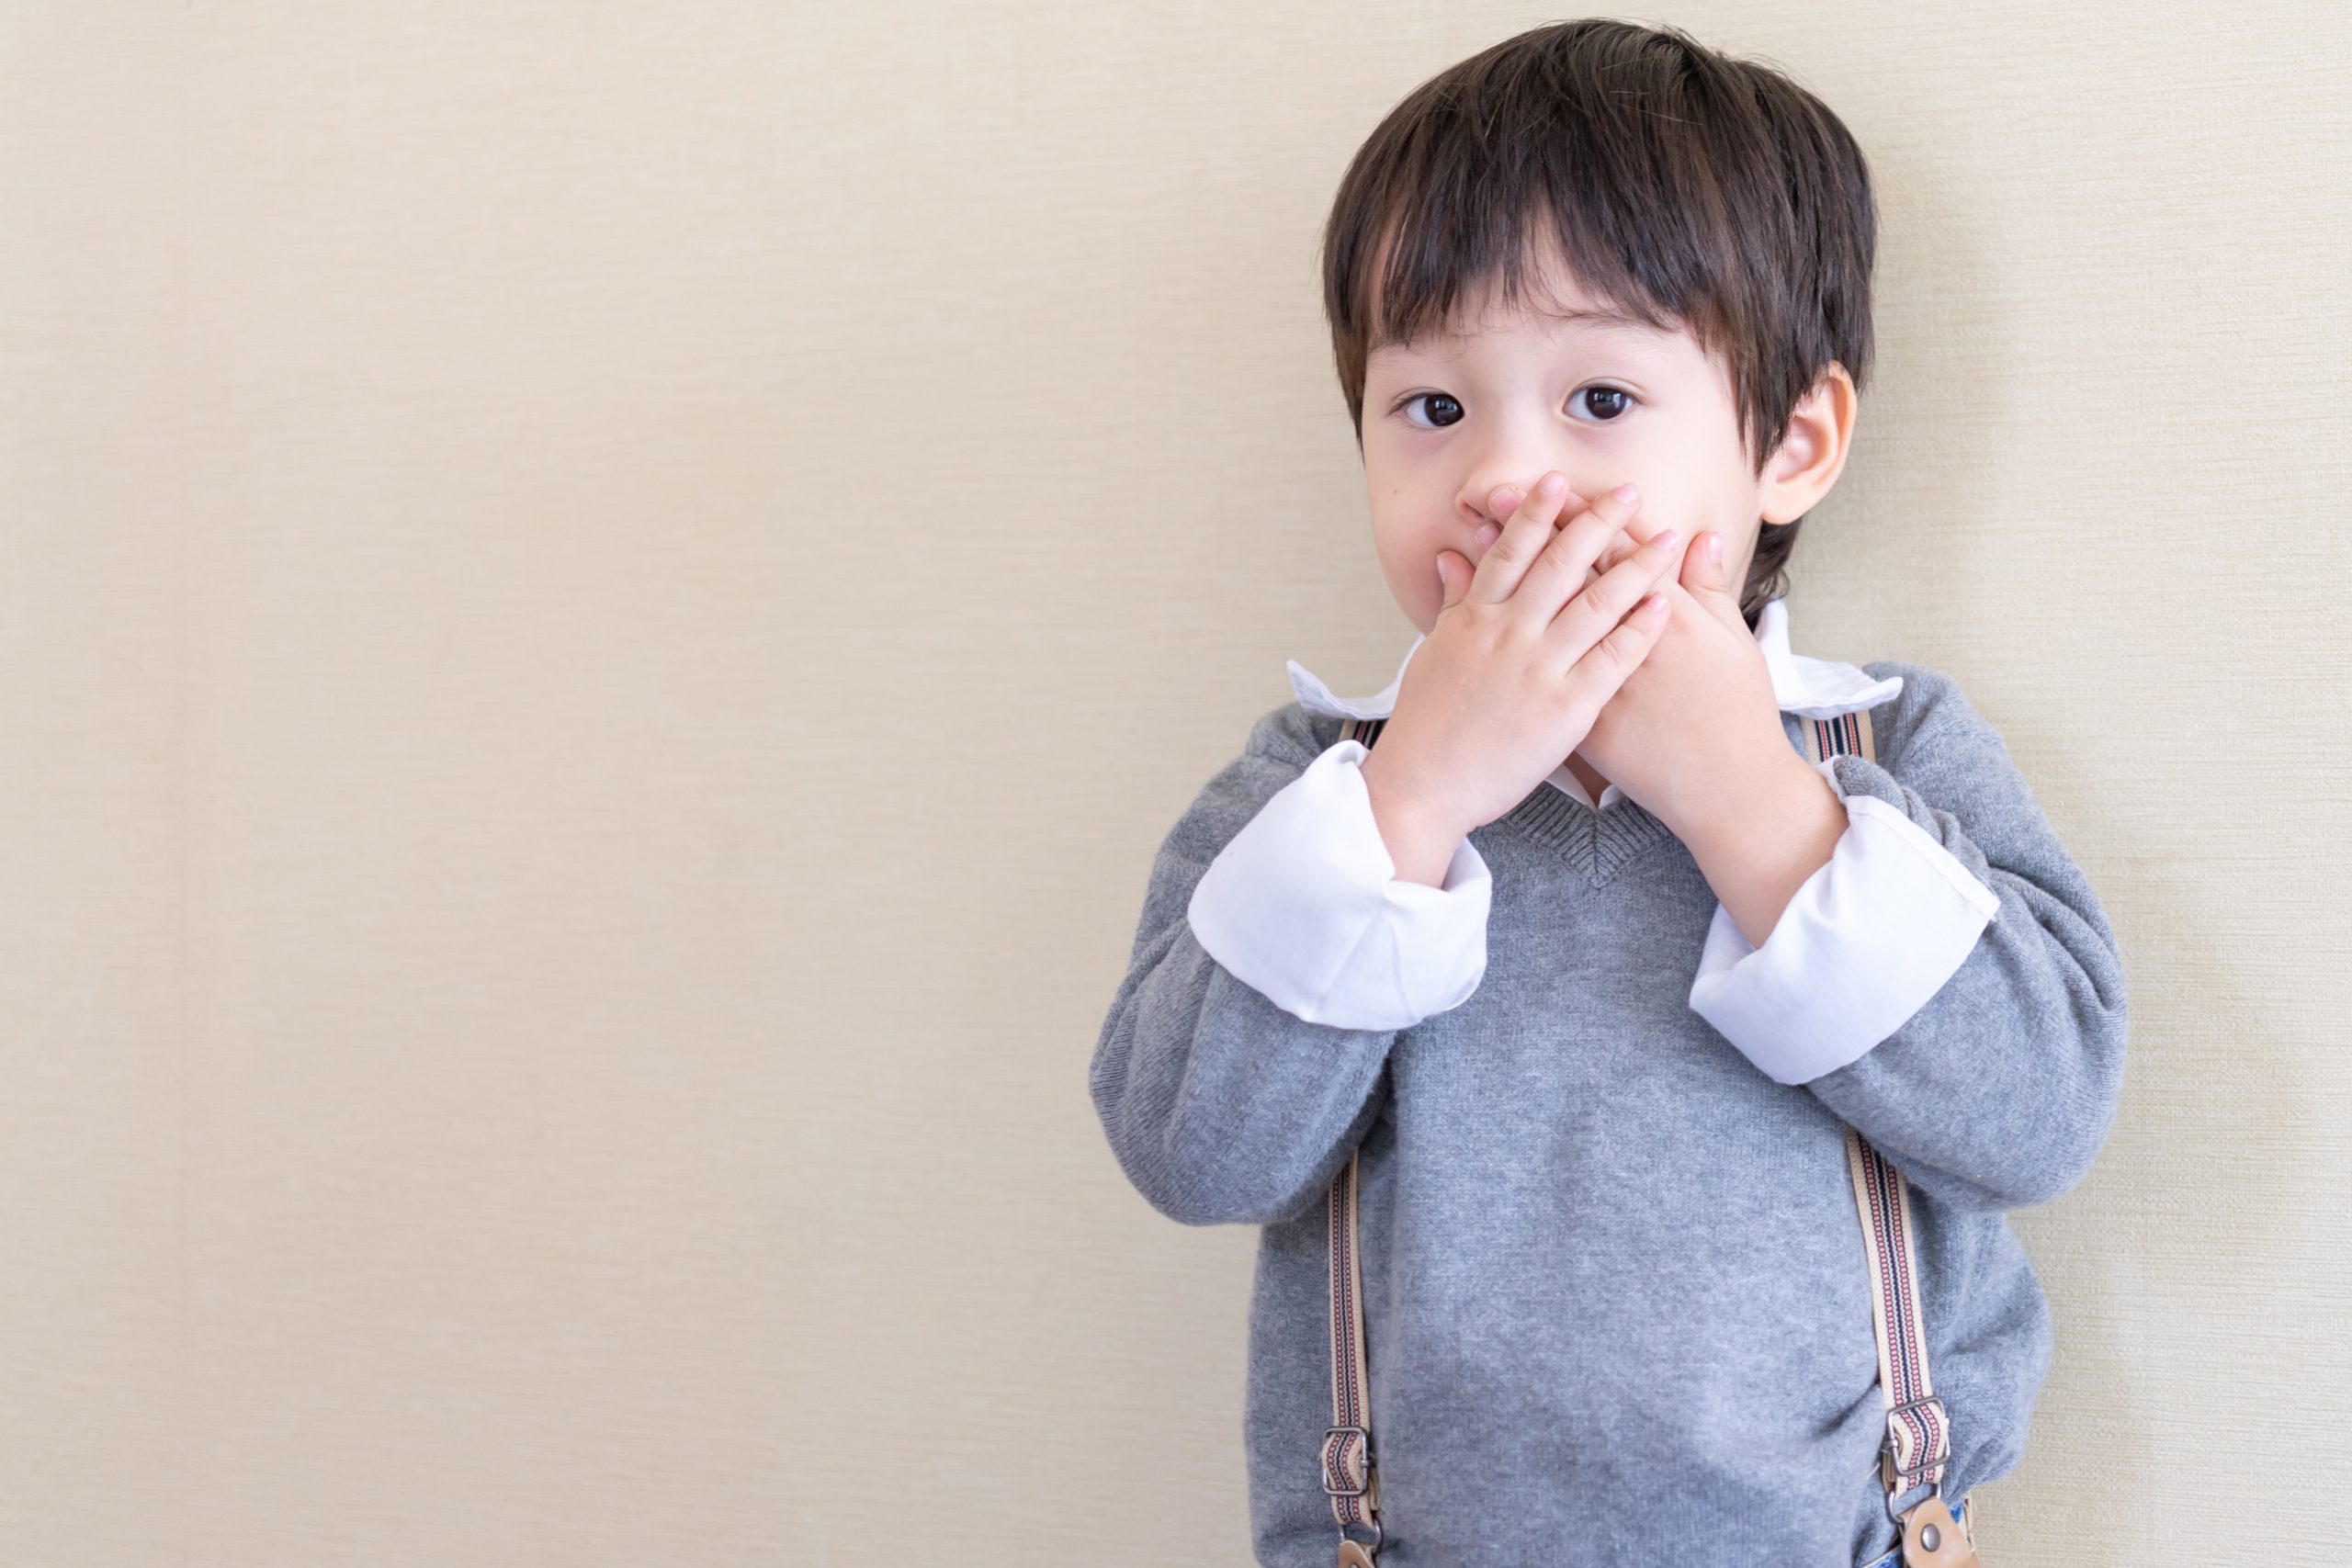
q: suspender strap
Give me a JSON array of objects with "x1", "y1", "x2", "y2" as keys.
[
  {"x1": 1801, "y1": 713, "x2": 1976, "y2": 1562},
  {"x1": 1321, "y1": 718, "x2": 1383, "y2": 1567},
  {"x1": 1314, "y1": 709, "x2": 1973, "y2": 1565}
]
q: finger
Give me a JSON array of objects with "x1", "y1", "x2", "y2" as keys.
[
  {"x1": 1585, "y1": 512, "x2": 1677, "y2": 592},
  {"x1": 1557, "y1": 589, "x2": 1673, "y2": 723},
  {"x1": 1511, "y1": 482, "x2": 1648, "y2": 625},
  {"x1": 1490, "y1": 482, "x2": 1586, "y2": 525},
  {"x1": 1545, "y1": 521, "x2": 1685, "y2": 666},
  {"x1": 1464, "y1": 470, "x2": 1581, "y2": 606},
  {"x1": 1587, "y1": 525, "x2": 1640, "y2": 581},
  {"x1": 1576, "y1": 526, "x2": 1640, "y2": 600},
  {"x1": 1478, "y1": 484, "x2": 1592, "y2": 573}
]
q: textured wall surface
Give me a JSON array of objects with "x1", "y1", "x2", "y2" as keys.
[{"x1": 2, "y1": 3, "x2": 2345, "y2": 1562}]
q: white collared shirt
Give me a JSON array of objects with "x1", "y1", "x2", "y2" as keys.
[{"x1": 1183, "y1": 598, "x2": 2002, "y2": 1084}]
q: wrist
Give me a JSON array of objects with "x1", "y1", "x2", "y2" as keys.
[
  {"x1": 1356, "y1": 750, "x2": 1469, "y2": 889},
  {"x1": 1669, "y1": 750, "x2": 1830, "y2": 862},
  {"x1": 1672, "y1": 750, "x2": 1848, "y2": 950}
]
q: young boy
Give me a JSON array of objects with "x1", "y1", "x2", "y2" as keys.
[{"x1": 1088, "y1": 19, "x2": 2127, "y2": 1567}]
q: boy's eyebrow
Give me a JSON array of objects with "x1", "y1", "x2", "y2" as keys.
[
  {"x1": 1544, "y1": 305, "x2": 1658, "y2": 330},
  {"x1": 1370, "y1": 306, "x2": 1667, "y2": 360}
]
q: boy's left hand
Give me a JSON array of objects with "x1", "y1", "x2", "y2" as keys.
[{"x1": 1570, "y1": 525, "x2": 1803, "y2": 845}]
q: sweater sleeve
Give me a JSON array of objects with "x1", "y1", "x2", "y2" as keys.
[
  {"x1": 1087, "y1": 704, "x2": 1409, "y2": 1227},
  {"x1": 1790, "y1": 669, "x2": 2131, "y2": 1212}
]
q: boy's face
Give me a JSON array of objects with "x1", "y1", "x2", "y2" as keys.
[{"x1": 1359, "y1": 242, "x2": 1849, "y2": 635}]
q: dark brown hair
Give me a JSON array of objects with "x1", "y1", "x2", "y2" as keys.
[{"x1": 1320, "y1": 19, "x2": 1877, "y2": 626}]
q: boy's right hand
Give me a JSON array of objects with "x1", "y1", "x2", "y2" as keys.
[{"x1": 1357, "y1": 473, "x2": 1680, "y2": 863}]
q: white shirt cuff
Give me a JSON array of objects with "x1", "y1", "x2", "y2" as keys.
[
  {"x1": 1186, "y1": 738, "x2": 1490, "y2": 1030},
  {"x1": 1687, "y1": 755, "x2": 2002, "y2": 1085}
]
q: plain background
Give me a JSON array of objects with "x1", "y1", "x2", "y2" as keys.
[{"x1": 3, "y1": 3, "x2": 2346, "y2": 1562}]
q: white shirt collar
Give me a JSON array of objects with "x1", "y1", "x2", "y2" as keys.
[{"x1": 1285, "y1": 597, "x2": 1902, "y2": 723}]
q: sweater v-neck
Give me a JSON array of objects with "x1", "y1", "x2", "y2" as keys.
[{"x1": 1487, "y1": 773, "x2": 1679, "y2": 885}]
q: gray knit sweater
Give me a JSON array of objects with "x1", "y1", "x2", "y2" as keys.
[{"x1": 1088, "y1": 660, "x2": 2129, "y2": 1567}]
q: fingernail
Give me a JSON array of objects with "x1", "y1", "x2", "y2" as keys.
[
  {"x1": 1539, "y1": 472, "x2": 1566, "y2": 497},
  {"x1": 1652, "y1": 529, "x2": 1679, "y2": 551},
  {"x1": 1611, "y1": 483, "x2": 1639, "y2": 504},
  {"x1": 1706, "y1": 534, "x2": 1722, "y2": 563}
]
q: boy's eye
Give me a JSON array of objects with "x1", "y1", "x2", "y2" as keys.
[
  {"x1": 1391, "y1": 385, "x2": 1639, "y2": 429},
  {"x1": 1394, "y1": 391, "x2": 1465, "y2": 430},
  {"x1": 1574, "y1": 386, "x2": 1636, "y2": 423}
]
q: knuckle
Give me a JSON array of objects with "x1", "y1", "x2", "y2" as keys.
[{"x1": 1605, "y1": 621, "x2": 1650, "y2": 663}]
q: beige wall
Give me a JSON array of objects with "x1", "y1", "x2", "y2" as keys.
[{"x1": 3, "y1": 3, "x2": 2344, "y2": 1562}]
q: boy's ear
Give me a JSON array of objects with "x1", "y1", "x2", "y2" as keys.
[{"x1": 1758, "y1": 361, "x2": 1857, "y2": 525}]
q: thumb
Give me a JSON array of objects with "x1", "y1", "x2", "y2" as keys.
[
  {"x1": 1436, "y1": 549, "x2": 1468, "y2": 610},
  {"x1": 1683, "y1": 532, "x2": 1746, "y2": 631}
]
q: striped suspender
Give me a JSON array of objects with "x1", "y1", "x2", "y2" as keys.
[
  {"x1": 1317, "y1": 710, "x2": 1974, "y2": 1567},
  {"x1": 1317, "y1": 719, "x2": 1384, "y2": 1568},
  {"x1": 1321, "y1": 1146, "x2": 1379, "y2": 1568},
  {"x1": 1799, "y1": 711, "x2": 1970, "y2": 1559}
]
